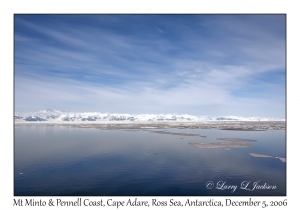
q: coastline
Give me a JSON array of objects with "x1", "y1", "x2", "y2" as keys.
[{"x1": 14, "y1": 121, "x2": 286, "y2": 130}]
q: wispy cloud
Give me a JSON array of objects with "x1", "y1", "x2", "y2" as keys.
[{"x1": 14, "y1": 15, "x2": 286, "y2": 118}]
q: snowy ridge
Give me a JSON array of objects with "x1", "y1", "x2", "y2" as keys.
[{"x1": 14, "y1": 109, "x2": 285, "y2": 122}]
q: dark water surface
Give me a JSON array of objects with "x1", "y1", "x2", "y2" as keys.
[{"x1": 14, "y1": 125, "x2": 286, "y2": 196}]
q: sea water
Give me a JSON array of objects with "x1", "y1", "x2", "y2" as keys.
[{"x1": 14, "y1": 125, "x2": 286, "y2": 196}]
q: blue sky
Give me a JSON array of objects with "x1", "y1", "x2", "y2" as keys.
[{"x1": 14, "y1": 14, "x2": 286, "y2": 117}]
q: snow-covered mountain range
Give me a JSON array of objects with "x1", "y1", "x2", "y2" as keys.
[{"x1": 14, "y1": 109, "x2": 285, "y2": 122}]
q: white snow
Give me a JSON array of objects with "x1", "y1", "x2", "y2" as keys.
[{"x1": 14, "y1": 109, "x2": 285, "y2": 123}]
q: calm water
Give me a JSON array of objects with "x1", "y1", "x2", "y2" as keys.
[{"x1": 14, "y1": 125, "x2": 286, "y2": 196}]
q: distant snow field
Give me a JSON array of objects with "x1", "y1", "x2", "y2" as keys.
[{"x1": 14, "y1": 109, "x2": 285, "y2": 123}]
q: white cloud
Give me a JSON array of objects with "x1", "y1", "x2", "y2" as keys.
[{"x1": 14, "y1": 15, "x2": 286, "y2": 117}]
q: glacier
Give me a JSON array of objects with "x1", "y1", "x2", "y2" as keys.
[{"x1": 14, "y1": 109, "x2": 285, "y2": 122}]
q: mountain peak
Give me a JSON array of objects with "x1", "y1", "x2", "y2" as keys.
[{"x1": 14, "y1": 110, "x2": 285, "y2": 122}]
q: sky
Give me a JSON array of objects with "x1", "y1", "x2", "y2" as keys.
[{"x1": 14, "y1": 14, "x2": 286, "y2": 118}]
